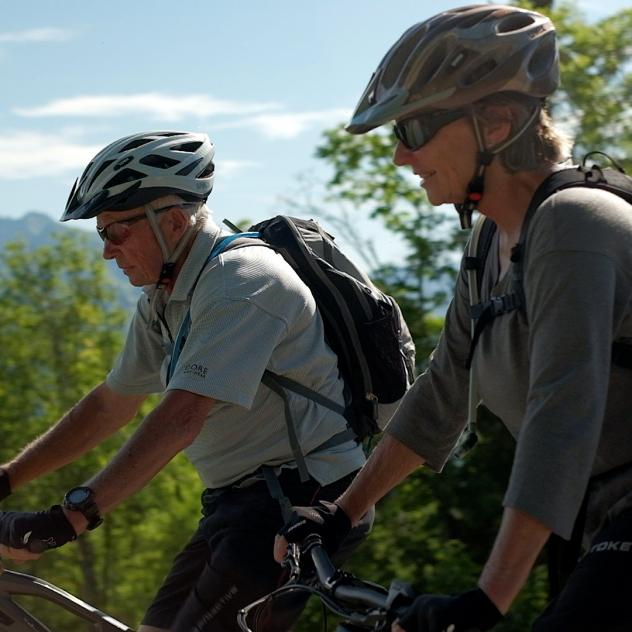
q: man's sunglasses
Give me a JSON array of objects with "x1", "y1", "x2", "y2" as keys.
[
  {"x1": 393, "y1": 109, "x2": 466, "y2": 152},
  {"x1": 97, "y1": 205, "x2": 179, "y2": 245}
]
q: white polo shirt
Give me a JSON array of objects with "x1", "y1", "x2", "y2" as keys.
[{"x1": 107, "y1": 218, "x2": 365, "y2": 488}]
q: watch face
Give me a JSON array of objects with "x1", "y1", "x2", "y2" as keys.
[{"x1": 66, "y1": 487, "x2": 92, "y2": 505}]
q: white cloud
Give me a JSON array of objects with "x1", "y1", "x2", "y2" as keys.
[
  {"x1": 14, "y1": 94, "x2": 281, "y2": 121},
  {"x1": 0, "y1": 28, "x2": 74, "y2": 44},
  {"x1": 219, "y1": 109, "x2": 351, "y2": 139},
  {"x1": 0, "y1": 132, "x2": 100, "y2": 180},
  {"x1": 0, "y1": 131, "x2": 260, "y2": 181},
  {"x1": 13, "y1": 95, "x2": 349, "y2": 138}
]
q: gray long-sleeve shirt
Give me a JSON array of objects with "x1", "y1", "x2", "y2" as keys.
[{"x1": 387, "y1": 186, "x2": 632, "y2": 541}]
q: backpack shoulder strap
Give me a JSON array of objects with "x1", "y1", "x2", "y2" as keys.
[
  {"x1": 516, "y1": 163, "x2": 632, "y2": 249},
  {"x1": 167, "y1": 229, "x2": 354, "y2": 482},
  {"x1": 453, "y1": 215, "x2": 496, "y2": 459},
  {"x1": 464, "y1": 214, "x2": 497, "y2": 308},
  {"x1": 166, "y1": 232, "x2": 260, "y2": 384}
]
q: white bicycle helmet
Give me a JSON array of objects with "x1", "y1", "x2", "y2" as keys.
[
  {"x1": 62, "y1": 131, "x2": 215, "y2": 221},
  {"x1": 347, "y1": 4, "x2": 559, "y2": 134}
]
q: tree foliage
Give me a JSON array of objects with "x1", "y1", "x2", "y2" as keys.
[{"x1": 0, "y1": 233, "x2": 202, "y2": 629}]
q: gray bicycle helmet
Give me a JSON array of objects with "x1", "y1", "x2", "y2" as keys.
[
  {"x1": 347, "y1": 4, "x2": 559, "y2": 134},
  {"x1": 62, "y1": 131, "x2": 215, "y2": 221}
]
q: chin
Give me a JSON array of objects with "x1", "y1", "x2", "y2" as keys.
[
  {"x1": 426, "y1": 191, "x2": 447, "y2": 206},
  {"x1": 125, "y1": 275, "x2": 149, "y2": 287}
]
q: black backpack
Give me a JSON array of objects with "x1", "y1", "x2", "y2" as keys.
[
  {"x1": 168, "y1": 215, "x2": 416, "y2": 481},
  {"x1": 466, "y1": 153, "x2": 632, "y2": 370},
  {"x1": 451, "y1": 154, "x2": 632, "y2": 461}
]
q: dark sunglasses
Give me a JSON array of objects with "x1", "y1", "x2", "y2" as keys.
[
  {"x1": 393, "y1": 109, "x2": 466, "y2": 152},
  {"x1": 97, "y1": 205, "x2": 179, "y2": 245}
]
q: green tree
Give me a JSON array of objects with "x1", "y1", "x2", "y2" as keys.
[
  {"x1": 292, "y1": 4, "x2": 632, "y2": 631},
  {"x1": 0, "y1": 233, "x2": 202, "y2": 629}
]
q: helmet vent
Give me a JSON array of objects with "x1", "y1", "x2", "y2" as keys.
[
  {"x1": 198, "y1": 162, "x2": 215, "y2": 179},
  {"x1": 120, "y1": 138, "x2": 153, "y2": 152},
  {"x1": 528, "y1": 38, "x2": 556, "y2": 77},
  {"x1": 381, "y1": 27, "x2": 422, "y2": 90},
  {"x1": 176, "y1": 157, "x2": 202, "y2": 176},
  {"x1": 498, "y1": 14, "x2": 536, "y2": 33},
  {"x1": 171, "y1": 141, "x2": 203, "y2": 153},
  {"x1": 139, "y1": 154, "x2": 179, "y2": 169},
  {"x1": 104, "y1": 168, "x2": 147, "y2": 188},
  {"x1": 90, "y1": 159, "x2": 115, "y2": 183},
  {"x1": 462, "y1": 59, "x2": 498, "y2": 86},
  {"x1": 456, "y1": 9, "x2": 496, "y2": 30},
  {"x1": 78, "y1": 161, "x2": 94, "y2": 184},
  {"x1": 414, "y1": 42, "x2": 448, "y2": 88}
]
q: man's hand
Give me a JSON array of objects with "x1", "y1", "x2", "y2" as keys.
[
  {"x1": 394, "y1": 588, "x2": 503, "y2": 632},
  {"x1": 0, "y1": 469, "x2": 11, "y2": 502},
  {"x1": 0, "y1": 543, "x2": 42, "y2": 563},
  {"x1": 0, "y1": 506, "x2": 76, "y2": 554},
  {"x1": 274, "y1": 501, "x2": 351, "y2": 562}
]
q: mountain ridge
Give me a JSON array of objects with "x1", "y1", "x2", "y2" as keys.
[{"x1": 0, "y1": 211, "x2": 139, "y2": 310}]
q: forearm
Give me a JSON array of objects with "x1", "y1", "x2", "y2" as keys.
[
  {"x1": 83, "y1": 389, "x2": 214, "y2": 515},
  {"x1": 336, "y1": 433, "x2": 425, "y2": 523},
  {"x1": 3, "y1": 383, "x2": 145, "y2": 491},
  {"x1": 479, "y1": 507, "x2": 552, "y2": 614}
]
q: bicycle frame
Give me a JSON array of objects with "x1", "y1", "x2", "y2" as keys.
[{"x1": 0, "y1": 568, "x2": 133, "y2": 631}]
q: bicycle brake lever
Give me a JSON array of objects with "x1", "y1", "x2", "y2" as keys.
[
  {"x1": 282, "y1": 543, "x2": 301, "y2": 582},
  {"x1": 385, "y1": 579, "x2": 417, "y2": 619}
]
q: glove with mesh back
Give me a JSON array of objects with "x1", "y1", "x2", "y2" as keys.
[
  {"x1": 0, "y1": 506, "x2": 77, "y2": 553},
  {"x1": 397, "y1": 588, "x2": 503, "y2": 632},
  {"x1": 278, "y1": 501, "x2": 351, "y2": 554}
]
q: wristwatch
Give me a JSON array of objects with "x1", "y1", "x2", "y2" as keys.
[{"x1": 63, "y1": 486, "x2": 103, "y2": 530}]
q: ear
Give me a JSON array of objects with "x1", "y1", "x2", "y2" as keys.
[
  {"x1": 480, "y1": 105, "x2": 513, "y2": 147},
  {"x1": 164, "y1": 206, "x2": 190, "y2": 238}
]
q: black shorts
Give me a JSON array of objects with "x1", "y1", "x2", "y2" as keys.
[
  {"x1": 532, "y1": 508, "x2": 632, "y2": 631},
  {"x1": 142, "y1": 468, "x2": 372, "y2": 631}
]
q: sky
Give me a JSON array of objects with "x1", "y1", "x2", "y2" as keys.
[{"x1": 1, "y1": 0, "x2": 629, "y2": 256}]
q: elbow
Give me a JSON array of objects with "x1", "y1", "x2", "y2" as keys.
[
  {"x1": 160, "y1": 389, "x2": 215, "y2": 450},
  {"x1": 178, "y1": 414, "x2": 206, "y2": 450}
]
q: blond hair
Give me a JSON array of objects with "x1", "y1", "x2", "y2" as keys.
[{"x1": 472, "y1": 92, "x2": 572, "y2": 172}]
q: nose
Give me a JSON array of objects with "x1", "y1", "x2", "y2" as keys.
[
  {"x1": 393, "y1": 141, "x2": 414, "y2": 167},
  {"x1": 102, "y1": 238, "x2": 118, "y2": 260}
]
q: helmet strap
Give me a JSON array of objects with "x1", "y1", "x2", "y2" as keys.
[
  {"x1": 145, "y1": 214, "x2": 196, "y2": 328},
  {"x1": 145, "y1": 207, "x2": 196, "y2": 287},
  {"x1": 455, "y1": 103, "x2": 542, "y2": 229}
]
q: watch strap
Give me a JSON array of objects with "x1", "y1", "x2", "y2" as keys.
[{"x1": 63, "y1": 487, "x2": 103, "y2": 531}]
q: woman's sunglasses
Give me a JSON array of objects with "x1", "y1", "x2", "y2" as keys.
[
  {"x1": 393, "y1": 109, "x2": 466, "y2": 152},
  {"x1": 97, "y1": 205, "x2": 177, "y2": 245}
]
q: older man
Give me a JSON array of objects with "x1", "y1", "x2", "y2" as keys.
[{"x1": 0, "y1": 131, "x2": 372, "y2": 631}]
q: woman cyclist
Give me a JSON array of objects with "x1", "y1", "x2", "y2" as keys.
[{"x1": 276, "y1": 5, "x2": 632, "y2": 631}]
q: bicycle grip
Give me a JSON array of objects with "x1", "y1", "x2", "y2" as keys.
[{"x1": 308, "y1": 540, "x2": 338, "y2": 588}]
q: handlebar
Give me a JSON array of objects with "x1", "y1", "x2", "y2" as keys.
[{"x1": 238, "y1": 535, "x2": 414, "y2": 632}]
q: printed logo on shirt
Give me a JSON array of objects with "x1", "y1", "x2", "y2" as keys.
[
  {"x1": 588, "y1": 540, "x2": 632, "y2": 554},
  {"x1": 182, "y1": 363, "x2": 208, "y2": 379}
]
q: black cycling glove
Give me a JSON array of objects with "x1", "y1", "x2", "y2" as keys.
[
  {"x1": 397, "y1": 587, "x2": 503, "y2": 632},
  {"x1": 0, "y1": 469, "x2": 11, "y2": 502},
  {"x1": 0, "y1": 506, "x2": 77, "y2": 553},
  {"x1": 278, "y1": 501, "x2": 351, "y2": 554}
]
